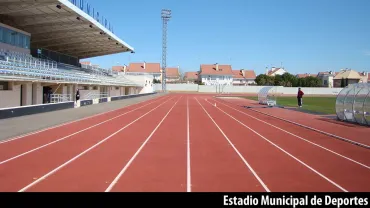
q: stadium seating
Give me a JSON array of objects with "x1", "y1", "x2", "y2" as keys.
[{"x1": 0, "y1": 49, "x2": 139, "y2": 86}]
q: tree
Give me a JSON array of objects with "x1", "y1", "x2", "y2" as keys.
[
  {"x1": 274, "y1": 75, "x2": 282, "y2": 86},
  {"x1": 255, "y1": 74, "x2": 269, "y2": 85},
  {"x1": 304, "y1": 76, "x2": 321, "y2": 87},
  {"x1": 297, "y1": 78, "x2": 306, "y2": 87},
  {"x1": 265, "y1": 75, "x2": 275, "y2": 86},
  {"x1": 281, "y1": 73, "x2": 298, "y2": 87}
]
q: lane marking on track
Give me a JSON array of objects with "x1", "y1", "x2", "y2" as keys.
[
  {"x1": 203, "y1": 98, "x2": 348, "y2": 192},
  {"x1": 18, "y1": 97, "x2": 175, "y2": 192},
  {"x1": 187, "y1": 96, "x2": 191, "y2": 192},
  {"x1": 105, "y1": 96, "x2": 182, "y2": 192},
  {"x1": 249, "y1": 108, "x2": 370, "y2": 150},
  {"x1": 0, "y1": 94, "x2": 166, "y2": 145},
  {"x1": 213, "y1": 96, "x2": 370, "y2": 150},
  {"x1": 194, "y1": 97, "x2": 270, "y2": 192},
  {"x1": 0, "y1": 96, "x2": 170, "y2": 165},
  {"x1": 210, "y1": 98, "x2": 370, "y2": 170}
]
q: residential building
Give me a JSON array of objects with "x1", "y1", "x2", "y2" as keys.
[
  {"x1": 232, "y1": 69, "x2": 256, "y2": 85},
  {"x1": 126, "y1": 62, "x2": 162, "y2": 82},
  {"x1": 317, "y1": 71, "x2": 336, "y2": 88},
  {"x1": 358, "y1": 71, "x2": 369, "y2": 83},
  {"x1": 232, "y1": 70, "x2": 245, "y2": 85},
  {"x1": 183, "y1": 72, "x2": 199, "y2": 84},
  {"x1": 165, "y1": 67, "x2": 181, "y2": 83},
  {"x1": 242, "y1": 70, "x2": 257, "y2": 85},
  {"x1": 266, "y1": 67, "x2": 287, "y2": 76},
  {"x1": 333, "y1": 69, "x2": 368, "y2": 87},
  {"x1": 198, "y1": 64, "x2": 233, "y2": 85}
]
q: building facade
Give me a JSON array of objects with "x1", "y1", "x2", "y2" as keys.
[{"x1": 198, "y1": 64, "x2": 233, "y2": 85}]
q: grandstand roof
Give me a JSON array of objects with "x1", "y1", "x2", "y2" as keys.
[{"x1": 0, "y1": 0, "x2": 134, "y2": 59}]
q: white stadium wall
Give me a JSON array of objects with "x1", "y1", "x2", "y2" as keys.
[
  {"x1": 0, "y1": 82, "x2": 44, "y2": 109},
  {"x1": 154, "y1": 84, "x2": 343, "y2": 95},
  {"x1": 155, "y1": 84, "x2": 199, "y2": 92},
  {"x1": 0, "y1": 83, "x2": 20, "y2": 108}
]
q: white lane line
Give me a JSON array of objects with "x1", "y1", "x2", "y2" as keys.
[
  {"x1": 105, "y1": 96, "x2": 182, "y2": 192},
  {"x1": 194, "y1": 97, "x2": 270, "y2": 192},
  {"x1": 203, "y1": 98, "x2": 348, "y2": 192},
  {"x1": 211, "y1": 98, "x2": 370, "y2": 170},
  {"x1": 214, "y1": 97, "x2": 370, "y2": 150},
  {"x1": 18, "y1": 97, "x2": 175, "y2": 192},
  {"x1": 0, "y1": 94, "x2": 166, "y2": 145},
  {"x1": 187, "y1": 96, "x2": 191, "y2": 192},
  {"x1": 249, "y1": 107, "x2": 370, "y2": 149},
  {"x1": 0, "y1": 96, "x2": 170, "y2": 165}
]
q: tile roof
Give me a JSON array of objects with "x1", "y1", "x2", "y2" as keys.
[
  {"x1": 200, "y1": 64, "x2": 233, "y2": 75},
  {"x1": 243, "y1": 70, "x2": 256, "y2": 79},
  {"x1": 296, "y1": 73, "x2": 317, "y2": 78},
  {"x1": 184, "y1": 72, "x2": 198, "y2": 80},
  {"x1": 166, "y1": 67, "x2": 180, "y2": 77},
  {"x1": 127, "y1": 63, "x2": 161, "y2": 73},
  {"x1": 334, "y1": 69, "x2": 363, "y2": 79},
  {"x1": 112, "y1": 66, "x2": 125, "y2": 72},
  {"x1": 232, "y1": 70, "x2": 244, "y2": 79},
  {"x1": 267, "y1": 68, "x2": 282, "y2": 76}
]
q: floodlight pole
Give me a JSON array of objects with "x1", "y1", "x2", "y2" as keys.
[{"x1": 161, "y1": 9, "x2": 171, "y2": 92}]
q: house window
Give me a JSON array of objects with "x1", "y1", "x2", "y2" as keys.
[
  {"x1": 324, "y1": 80, "x2": 328, "y2": 86},
  {"x1": 0, "y1": 81, "x2": 8, "y2": 90}
]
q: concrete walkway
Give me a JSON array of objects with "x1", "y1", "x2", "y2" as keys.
[{"x1": 0, "y1": 93, "x2": 166, "y2": 141}]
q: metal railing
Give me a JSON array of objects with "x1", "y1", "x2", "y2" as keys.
[
  {"x1": 50, "y1": 94, "x2": 73, "y2": 103},
  {"x1": 82, "y1": 92, "x2": 109, "y2": 100},
  {"x1": 0, "y1": 59, "x2": 141, "y2": 86}
]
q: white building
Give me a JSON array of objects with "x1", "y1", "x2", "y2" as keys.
[
  {"x1": 198, "y1": 64, "x2": 233, "y2": 85},
  {"x1": 165, "y1": 67, "x2": 181, "y2": 83},
  {"x1": 316, "y1": 71, "x2": 335, "y2": 88},
  {"x1": 266, "y1": 67, "x2": 287, "y2": 76},
  {"x1": 124, "y1": 62, "x2": 162, "y2": 82},
  {"x1": 232, "y1": 69, "x2": 256, "y2": 85}
]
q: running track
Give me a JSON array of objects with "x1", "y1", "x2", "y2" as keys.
[{"x1": 0, "y1": 94, "x2": 369, "y2": 192}]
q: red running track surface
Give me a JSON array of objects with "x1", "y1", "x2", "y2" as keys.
[
  {"x1": 221, "y1": 97, "x2": 370, "y2": 146},
  {"x1": 0, "y1": 94, "x2": 369, "y2": 192}
]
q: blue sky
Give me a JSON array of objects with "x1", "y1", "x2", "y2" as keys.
[{"x1": 80, "y1": 0, "x2": 370, "y2": 75}]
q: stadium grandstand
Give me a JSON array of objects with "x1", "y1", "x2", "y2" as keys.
[{"x1": 0, "y1": 0, "x2": 152, "y2": 109}]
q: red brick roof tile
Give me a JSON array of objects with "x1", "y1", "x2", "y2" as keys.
[
  {"x1": 184, "y1": 72, "x2": 198, "y2": 80},
  {"x1": 243, "y1": 70, "x2": 256, "y2": 79},
  {"x1": 127, "y1": 63, "x2": 161, "y2": 73},
  {"x1": 166, "y1": 67, "x2": 180, "y2": 77},
  {"x1": 232, "y1": 70, "x2": 244, "y2": 79},
  {"x1": 200, "y1": 64, "x2": 233, "y2": 75}
]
